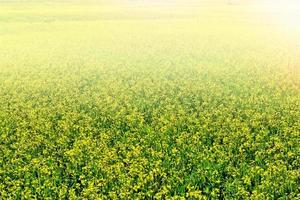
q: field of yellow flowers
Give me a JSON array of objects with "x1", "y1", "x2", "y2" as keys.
[{"x1": 0, "y1": 0, "x2": 299, "y2": 199}]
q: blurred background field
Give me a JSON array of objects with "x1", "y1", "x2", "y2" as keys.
[{"x1": 0, "y1": 0, "x2": 299, "y2": 199}]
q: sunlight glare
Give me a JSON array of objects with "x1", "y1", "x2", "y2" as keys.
[{"x1": 262, "y1": 0, "x2": 300, "y2": 28}]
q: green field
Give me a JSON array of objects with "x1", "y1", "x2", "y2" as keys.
[{"x1": 0, "y1": 0, "x2": 299, "y2": 199}]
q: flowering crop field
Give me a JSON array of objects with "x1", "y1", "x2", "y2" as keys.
[{"x1": 0, "y1": 0, "x2": 299, "y2": 199}]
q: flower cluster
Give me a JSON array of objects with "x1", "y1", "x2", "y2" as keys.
[{"x1": 0, "y1": 1, "x2": 299, "y2": 199}]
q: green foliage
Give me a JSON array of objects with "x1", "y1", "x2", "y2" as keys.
[{"x1": 0, "y1": 1, "x2": 299, "y2": 199}]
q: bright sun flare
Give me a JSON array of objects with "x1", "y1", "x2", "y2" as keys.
[{"x1": 260, "y1": 0, "x2": 300, "y2": 28}]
